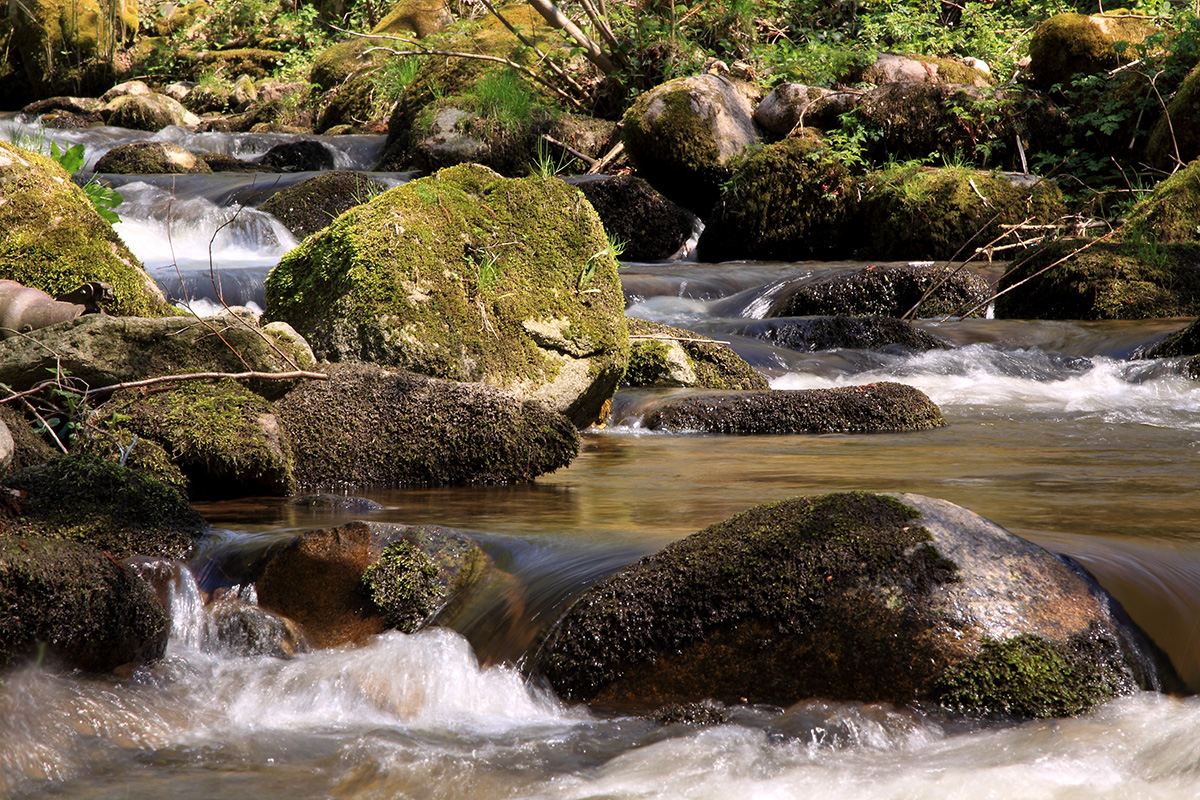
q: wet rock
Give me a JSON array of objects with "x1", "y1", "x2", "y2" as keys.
[
  {"x1": 1125, "y1": 158, "x2": 1200, "y2": 243},
  {"x1": 260, "y1": 171, "x2": 385, "y2": 239},
  {"x1": 290, "y1": 493, "x2": 385, "y2": 512},
  {"x1": 101, "y1": 93, "x2": 201, "y2": 131},
  {"x1": 17, "y1": 96, "x2": 103, "y2": 120},
  {"x1": 0, "y1": 141, "x2": 169, "y2": 318},
  {"x1": 575, "y1": 176, "x2": 695, "y2": 262},
  {"x1": 208, "y1": 595, "x2": 308, "y2": 658},
  {"x1": 769, "y1": 264, "x2": 990, "y2": 319},
  {"x1": 638, "y1": 383, "x2": 944, "y2": 434},
  {"x1": 94, "y1": 142, "x2": 212, "y2": 174},
  {"x1": 255, "y1": 520, "x2": 488, "y2": 648},
  {"x1": 747, "y1": 316, "x2": 949, "y2": 353},
  {"x1": 0, "y1": 537, "x2": 169, "y2": 672},
  {"x1": 1028, "y1": 13, "x2": 1155, "y2": 92},
  {"x1": 3, "y1": 455, "x2": 207, "y2": 559},
  {"x1": 274, "y1": 362, "x2": 580, "y2": 487},
  {"x1": 651, "y1": 699, "x2": 731, "y2": 726},
  {"x1": 200, "y1": 152, "x2": 276, "y2": 172},
  {"x1": 533, "y1": 492, "x2": 1180, "y2": 717},
  {"x1": 0, "y1": 313, "x2": 316, "y2": 398},
  {"x1": 625, "y1": 318, "x2": 768, "y2": 390},
  {"x1": 1143, "y1": 318, "x2": 1200, "y2": 379},
  {"x1": 753, "y1": 83, "x2": 833, "y2": 135},
  {"x1": 255, "y1": 140, "x2": 336, "y2": 173},
  {"x1": 621, "y1": 74, "x2": 761, "y2": 214},
  {"x1": 265, "y1": 163, "x2": 630, "y2": 427},
  {"x1": 995, "y1": 239, "x2": 1200, "y2": 320}
]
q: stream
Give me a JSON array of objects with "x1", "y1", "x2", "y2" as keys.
[{"x1": 4, "y1": 115, "x2": 1200, "y2": 798}]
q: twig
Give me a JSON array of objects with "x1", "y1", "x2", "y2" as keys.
[
  {"x1": 541, "y1": 134, "x2": 596, "y2": 166},
  {"x1": 587, "y1": 140, "x2": 625, "y2": 174},
  {"x1": 84, "y1": 370, "x2": 328, "y2": 398}
]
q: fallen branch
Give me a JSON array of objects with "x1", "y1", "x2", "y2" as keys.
[
  {"x1": 84, "y1": 370, "x2": 328, "y2": 398},
  {"x1": 541, "y1": 133, "x2": 597, "y2": 166}
]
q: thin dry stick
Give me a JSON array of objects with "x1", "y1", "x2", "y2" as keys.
[
  {"x1": 629, "y1": 334, "x2": 731, "y2": 344},
  {"x1": 84, "y1": 370, "x2": 329, "y2": 398}
]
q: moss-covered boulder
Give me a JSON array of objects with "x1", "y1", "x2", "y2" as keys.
[
  {"x1": 745, "y1": 316, "x2": 949, "y2": 353},
  {"x1": 769, "y1": 264, "x2": 990, "y2": 319},
  {"x1": 576, "y1": 176, "x2": 695, "y2": 262},
  {"x1": 265, "y1": 163, "x2": 629, "y2": 426},
  {"x1": 697, "y1": 133, "x2": 858, "y2": 262},
  {"x1": 753, "y1": 83, "x2": 834, "y2": 135},
  {"x1": 259, "y1": 171, "x2": 384, "y2": 239},
  {"x1": 625, "y1": 318, "x2": 767, "y2": 390},
  {"x1": 101, "y1": 93, "x2": 200, "y2": 130},
  {"x1": 274, "y1": 362, "x2": 580, "y2": 487},
  {"x1": 1124, "y1": 158, "x2": 1200, "y2": 243},
  {"x1": 1143, "y1": 317, "x2": 1200, "y2": 378},
  {"x1": 255, "y1": 520, "x2": 488, "y2": 648},
  {"x1": 995, "y1": 238, "x2": 1200, "y2": 319},
  {"x1": 8, "y1": 0, "x2": 136, "y2": 98},
  {"x1": 94, "y1": 142, "x2": 212, "y2": 174},
  {"x1": 1146, "y1": 62, "x2": 1200, "y2": 171},
  {"x1": 857, "y1": 52, "x2": 994, "y2": 87},
  {"x1": 3, "y1": 455, "x2": 207, "y2": 559},
  {"x1": 634, "y1": 383, "x2": 944, "y2": 434},
  {"x1": 856, "y1": 166, "x2": 1065, "y2": 261},
  {"x1": 622, "y1": 74, "x2": 761, "y2": 214},
  {"x1": 0, "y1": 141, "x2": 169, "y2": 318},
  {"x1": 0, "y1": 537, "x2": 168, "y2": 672},
  {"x1": 0, "y1": 313, "x2": 316, "y2": 398},
  {"x1": 373, "y1": 0, "x2": 453, "y2": 37},
  {"x1": 410, "y1": 98, "x2": 554, "y2": 177},
  {"x1": 1028, "y1": 13, "x2": 1155, "y2": 92},
  {"x1": 532, "y1": 492, "x2": 1179, "y2": 717}
]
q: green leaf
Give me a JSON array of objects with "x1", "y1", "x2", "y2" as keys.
[{"x1": 51, "y1": 142, "x2": 85, "y2": 175}]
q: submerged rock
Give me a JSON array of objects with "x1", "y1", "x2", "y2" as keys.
[
  {"x1": 0, "y1": 537, "x2": 169, "y2": 672},
  {"x1": 625, "y1": 318, "x2": 768, "y2": 390},
  {"x1": 207, "y1": 595, "x2": 308, "y2": 658},
  {"x1": 638, "y1": 383, "x2": 944, "y2": 434},
  {"x1": 533, "y1": 492, "x2": 1179, "y2": 717},
  {"x1": 770, "y1": 264, "x2": 990, "y2": 319},
  {"x1": 274, "y1": 362, "x2": 579, "y2": 487},
  {"x1": 255, "y1": 140, "x2": 335, "y2": 172},
  {"x1": 255, "y1": 520, "x2": 488, "y2": 648}
]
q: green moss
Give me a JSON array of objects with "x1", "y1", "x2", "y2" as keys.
[
  {"x1": 935, "y1": 632, "x2": 1131, "y2": 718},
  {"x1": 1125, "y1": 158, "x2": 1200, "y2": 243},
  {"x1": 625, "y1": 318, "x2": 768, "y2": 390},
  {"x1": 1147, "y1": 318, "x2": 1200, "y2": 358},
  {"x1": 0, "y1": 142, "x2": 169, "y2": 318},
  {"x1": 362, "y1": 540, "x2": 441, "y2": 632},
  {"x1": 1146, "y1": 62, "x2": 1200, "y2": 171},
  {"x1": 260, "y1": 171, "x2": 384, "y2": 238},
  {"x1": 1029, "y1": 13, "x2": 1153, "y2": 91}
]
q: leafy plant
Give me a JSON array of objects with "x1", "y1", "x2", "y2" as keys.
[{"x1": 51, "y1": 142, "x2": 123, "y2": 225}]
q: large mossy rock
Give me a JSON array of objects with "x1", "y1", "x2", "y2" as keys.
[
  {"x1": 1144, "y1": 317, "x2": 1200, "y2": 378},
  {"x1": 94, "y1": 142, "x2": 212, "y2": 174},
  {"x1": 576, "y1": 176, "x2": 696, "y2": 262},
  {"x1": 636, "y1": 383, "x2": 944, "y2": 434},
  {"x1": 1125, "y1": 158, "x2": 1200, "y2": 243},
  {"x1": 1028, "y1": 13, "x2": 1155, "y2": 92},
  {"x1": 259, "y1": 171, "x2": 384, "y2": 239},
  {"x1": 0, "y1": 142, "x2": 169, "y2": 318},
  {"x1": 0, "y1": 537, "x2": 168, "y2": 672},
  {"x1": 625, "y1": 318, "x2": 767, "y2": 390},
  {"x1": 0, "y1": 406, "x2": 55, "y2": 474},
  {"x1": 255, "y1": 520, "x2": 488, "y2": 648},
  {"x1": 3, "y1": 455, "x2": 207, "y2": 559},
  {"x1": 1146, "y1": 63, "x2": 1200, "y2": 171},
  {"x1": 697, "y1": 133, "x2": 857, "y2": 262},
  {"x1": 101, "y1": 93, "x2": 199, "y2": 130},
  {"x1": 533, "y1": 492, "x2": 1179, "y2": 717},
  {"x1": 769, "y1": 264, "x2": 990, "y2": 319},
  {"x1": 995, "y1": 239, "x2": 1200, "y2": 319},
  {"x1": 8, "y1": 0, "x2": 136, "y2": 98},
  {"x1": 621, "y1": 74, "x2": 761, "y2": 214},
  {"x1": 0, "y1": 313, "x2": 315, "y2": 398},
  {"x1": 274, "y1": 362, "x2": 580, "y2": 487},
  {"x1": 264, "y1": 163, "x2": 629, "y2": 427},
  {"x1": 856, "y1": 166, "x2": 1065, "y2": 261}
]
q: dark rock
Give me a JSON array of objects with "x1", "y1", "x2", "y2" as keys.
[
  {"x1": 274, "y1": 362, "x2": 580, "y2": 487},
  {"x1": 625, "y1": 318, "x2": 768, "y2": 390},
  {"x1": 769, "y1": 264, "x2": 990, "y2": 319},
  {"x1": 94, "y1": 142, "x2": 212, "y2": 174},
  {"x1": 200, "y1": 152, "x2": 277, "y2": 172},
  {"x1": 255, "y1": 140, "x2": 336, "y2": 173},
  {"x1": 651, "y1": 699, "x2": 731, "y2": 725},
  {"x1": 259, "y1": 171, "x2": 384, "y2": 239},
  {"x1": 576, "y1": 176, "x2": 695, "y2": 262},
  {"x1": 290, "y1": 493, "x2": 385, "y2": 511},
  {"x1": 1142, "y1": 317, "x2": 1200, "y2": 379},
  {"x1": 532, "y1": 492, "x2": 1179, "y2": 717},
  {"x1": 638, "y1": 383, "x2": 945, "y2": 434},
  {"x1": 255, "y1": 520, "x2": 488, "y2": 648},
  {"x1": 0, "y1": 537, "x2": 169, "y2": 672},
  {"x1": 748, "y1": 316, "x2": 950, "y2": 353},
  {"x1": 207, "y1": 595, "x2": 308, "y2": 658}
]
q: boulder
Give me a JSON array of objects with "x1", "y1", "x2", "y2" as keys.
[
  {"x1": 697, "y1": 133, "x2": 858, "y2": 262},
  {"x1": 101, "y1": 79, "x2": 153, "y2": 102},
  {"x1": 744, "y1": 316, "x2": 949, "y2": 353},
  {"x1": 533, "y1": 492, "x2": 1180, "y2": 717},
  {"x1": 768, "y1": 264, "x2": 991, "y2": 319},
  {"x1": 1125, "y1": 158, "x2": 1200, "y2": 242},
  {"x1": 855, "y1": 165, "x2": 1065, "y2": 261},
  {"x1": 255, "y1": 520, "x2": 488, "y2": 648},
  {"x1": 0, "y1": 141, "x2": 169, "y2": 318},
  {"x1": 0, "y1": 419, "x2": 12, "y2": 475},
  {"x1": 314, "y1": 73, "x2": 380, "y2": 133},
  {"x1": 625, "y1": 318, "x2": 768, "y2": 390},
  {"x1": 1028, "y1": 13, "x2": 1155, "y2": 92},
  {"x1": 0, "y1": 537, "x2": 168, "y2": 672},
  {"x1": 206, "y1": 594, "x2": 308, "y2": 658},
  {"x1": 265, "y1": 163, "x2": 630, "y2": 426},
  {"x1": 3, "y1": 455, "x2": 207, "y2": 559},
  {"x1": 17, "y1": 95, "x2": 104, "y2": 120},
  {"x1": 1146, "y1": 63, "x2": 1200, "y2": 171},
  {"x1": 101, "y1": 93, "x2": 201, "y2": 130},
  {"x1": 858, "y1": 53, "x2": 993, "y2": 87},
  {"x1": 8, "y1": 0, "x2": 136, "y2": 97},
  {"x1": 196, "y1": 48, "x2": 287, "y2": 79},
  {"x1": 576, "y1": 176, "x2": 695, "y2": 262},
  {"x1": 621, "y1": 74, "x2": 761, "y2": 214},
  {"x1": 373, "y1": 0, "x2": 454, "y2": 38},
  {"x1": 409, "y1": 92, "x2": 553, "y2": 177},
  {"x1": 0, "y1": 406, "x2": 56, "y2": 474},
  {"x1": 1144, "y1": 317, "x2": 1200, "y2": 378},
  {"x1": 0, "y1": 313, "x2": 316, "y2": 398},
  {"x1": 93, "y1": 142, "x2": 212, "y2": 174},
  {"x1": 753, "y1": 83, "x2": 834, "y2": 135},
  {"x1": 995, "y1": 239, "x2": 1200, "y2": 319},
  {"x1": 259, "y1": 171, "x2": 385, "y2": 239},
  {"x1": 636, "y1": 383, "x2": 945, "y2": 434},
  {"x1": 274, "y1": 362, "x2": 580, "y2": 487},
  {"x1": 255, "y1": 140, "x2": 336, "y2": 172}
]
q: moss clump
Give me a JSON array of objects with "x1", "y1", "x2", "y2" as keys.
[
  {"x1": 625, "y1": 318, "x2": 768, "y2": 390},
  {"x1": 361, "y1": 540, "x2": 440, "y2": 632},
  {"x1": 935, "y1": 632, "x2": 1132, "y2": 718},
  {"x1": 1145, "y1": 317, "x2": 1200, "y2": 358},
  {"x1": 1124, "y1": 158, "x2": 1200, "y2": 243},
  {"x1": 0, "y1": 537, "x2": 169, "y2": 672},
  {"x1": 1146, "y1": 63, "x2": 1200, "y2": 171},
  {"x1": 697, "y1": 133, "x2": 858, "y2": 261},
  {"x1": 856, "y1": 165, "x2": 1065, "y2": 261},
  {"x1": 260, "y1": 171, "x2": 384, "y2": 238},
  {"x1": 1029, "y1": 13, "x2": 1154, "y2": 92},
  {"x1": 4, "y1": 454, "x2": 207, "y2": 559},
  {"x1": 0, "y1": 142, "x2": 169, "y2": 318},
  {"x1": 535, "y1": 492, "x2": 959, "y2": 707},
  {"x1": 995, "y1": 238, "x2": 1200, "y2": 319}
]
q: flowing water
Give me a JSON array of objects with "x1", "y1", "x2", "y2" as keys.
[{"x1": 4, "y1": 116, "x2": 1200, "y2": 798}]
